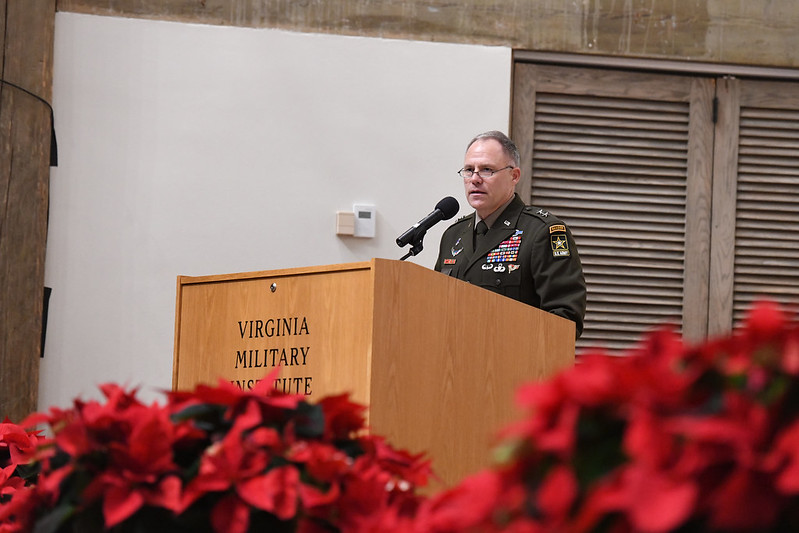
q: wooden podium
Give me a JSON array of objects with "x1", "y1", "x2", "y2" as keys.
[{"x1": 173, "y1": 258, "x2": 575, "y2": 488}]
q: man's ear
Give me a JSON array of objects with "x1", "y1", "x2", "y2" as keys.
[{"x1": 511, "y1": 166, "x2": 521, "y2": 184}]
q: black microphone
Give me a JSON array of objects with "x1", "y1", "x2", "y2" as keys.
[{"x1": 396, "y1": 196, "x2": 460, "y2": 247}]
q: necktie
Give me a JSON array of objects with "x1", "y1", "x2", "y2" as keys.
[{"x1": 474, "y1": 220, "x2": 488, "y2": 248}]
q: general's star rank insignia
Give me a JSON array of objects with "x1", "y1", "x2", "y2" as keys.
[{"x1": 551, "y1": 234, "x2": 570, "y2": 257}]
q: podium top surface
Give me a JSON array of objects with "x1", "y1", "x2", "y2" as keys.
[{"x1": 178, "y1": 260, "x2": 377, "y2": 285}]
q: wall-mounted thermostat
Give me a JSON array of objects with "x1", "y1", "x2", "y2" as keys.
[{"x1": 352, "y1": 204, "x2": 376, "y2": 238}]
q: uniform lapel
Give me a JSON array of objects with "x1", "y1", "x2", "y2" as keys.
[{"x1": 448, "y1": 216, "x2": 475, "y2": 267}]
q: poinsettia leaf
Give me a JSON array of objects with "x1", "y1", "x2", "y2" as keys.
[
  {"x1": 70, "y1": 503, "x2": 106, "y2": 533},
  {"x1": 727, "y1": 373, "x2": 748, "y2": 390},
  {"x1": 293, "y1": 402, "x2": 325, "y2": 439},
  {"x1": 299, "y1": 480, "x2": 340, "y2": 508},
  {"x1": 248, "y1": 509, "x2": 296, "y2": 532},
  {"x1": 332, "y1": 438, "x2": 364, "y2": 460},
  {"x1": 173, "y1": 493, "x2": 223, "y2": 532},
  {"x1": 126, "y1": 506, "x2": 193, "y2": 533},
  {"x1": 36, "y1": 466, "x2": 84, "y2": 514},
  {"x1": 783, "y1": 336, "x2": 799, "y2": 374},
  {"x1": 171, "y1": 403, "x2": 229, "y2": 433},
  {"x1": 238, "y1": 466, "x2": 300, "y2": 519},
  {"x1": 537, "y1": 465, "x2": 578, "y2": 519},
  {"x1": 14, "y1": 461, "x2": 41, "y2": 482},
  {"x1": 211, "y1": 494, "x2": 251, "y2": 533},
  {"x1": 32, "y1": 502, "x2": 75, "y2": 533},
  {"x1": 628, "y1": 469, "x2": 697, "y2": 532},
  {"x1": 573, "y1": 411, "x2": 626, "y2": 485},
  {"x1": 760, "y1": 374, "x2": 789, "y2": 406},
  {"x1": 688, "y1": 380, "x2": 725, "y2": 416},
  {"x1": 491, "y1": 439, "x2": 524, "y2": 466},
  {"x1": 316, "y1": 393, "x2": 368, "y2": 440},
  {"x1": 104, "y1": 485, "x2": 146, "y2": 527}
]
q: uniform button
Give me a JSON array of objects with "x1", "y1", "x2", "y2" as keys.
[{"x1": 494, "y1": 279, "x2": 502, "y2": 287}]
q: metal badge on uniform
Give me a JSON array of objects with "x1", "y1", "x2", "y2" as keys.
[
  {"x1": 451, "y1": 237, "x2": 463, "y2": 257},
  {"x1": 482, "y1": 263, "x2": 493, "y2": 270},
  {"x1": 443, "y1": 258, "x2": 456, "y2": 265},
  {"x1": 493, "y1": 264, "x2": 506, "y2": 273},
  {"x1": 551, "y1": 234, "x2": 570, "y2": 257},
  {"x1": 537, "y1": 209, "x2": 549, "y2": 217},
  {"x1": 508, "y1": 264, "x2": 520, "y2": 272}
]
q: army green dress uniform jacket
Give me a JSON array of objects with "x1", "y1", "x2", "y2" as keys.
[{"x1": 434, "y1": 194, "x2": 587, "y2": 337}]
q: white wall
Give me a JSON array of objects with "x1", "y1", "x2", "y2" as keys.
[{"x1": 42, "y1": 13, "x2": 511, "y2": 408}]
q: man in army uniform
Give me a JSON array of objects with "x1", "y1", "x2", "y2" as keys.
[{"x1": 434, "y1": 131, "x2": 587, "y2": 337}]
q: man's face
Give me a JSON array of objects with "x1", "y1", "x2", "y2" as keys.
[{"x1": 462, "y1": 139, "x2": 520, "y2": 219}]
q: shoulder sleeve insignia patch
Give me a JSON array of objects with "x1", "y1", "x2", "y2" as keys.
[
  {"x1": 551, "y1": 234, "x2": 570, "y2": 257},
  {"x1": 549, "y1": 224, "x2": 566, "y2": 234}
]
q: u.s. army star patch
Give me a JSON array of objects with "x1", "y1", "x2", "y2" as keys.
[{"x1": 551, "y1": 234, "x2": 570, "y2": 257}]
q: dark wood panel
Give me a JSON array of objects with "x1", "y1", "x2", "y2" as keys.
[{"x1": 0, "y1": 0, "x2": 56, "y2": 422}]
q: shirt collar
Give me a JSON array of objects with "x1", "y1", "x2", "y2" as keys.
[{"x1": 475, "y1": 194, "x2": 516, "y2": 231}]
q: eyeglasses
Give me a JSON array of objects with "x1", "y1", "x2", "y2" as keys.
[{"x1": 458, "y1": 165, "x2": 514, "y2": 179}]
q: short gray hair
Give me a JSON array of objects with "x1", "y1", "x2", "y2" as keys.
[{"x1": 466, "y1": 131, "x2": 521, "y2": 167}]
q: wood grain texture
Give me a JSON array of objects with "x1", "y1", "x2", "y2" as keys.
[
  {"x1": 173, "y1": 263, "x2": 375, "y2": 404},
  {"x1": 0, "y1": 0, "x2": 56, "y2": 422},
  {"x1": 368, "y1": 258, "x2": 574, "y2": 488},
  {"x1": 681, "y1": 77, "x2": 714, "y2": 342},
  {"x1": 173, "y1": 259, "x2": 575, "y2": 488},
  {"x1": 708, "y1": 78, "x2": 740, "y2": 336},
  {"x1": 55, "y1": 0, "x2": 799, "y2": 68}
]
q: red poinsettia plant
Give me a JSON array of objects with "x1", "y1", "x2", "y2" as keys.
[
  {"x1": 0, "y1": 373, "x2": 430, "y2": 533},
  {"x1": 412, "y1": 301, "x2": 799, "y2": 532},
  {"x1": 1, "y1": 418, "x2": 44, "y2": 533},
  {"x1": 5, "y1": 301, "x2": 799, "y2": 533}
]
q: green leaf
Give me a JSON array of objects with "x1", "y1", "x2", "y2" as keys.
[
  {"x1": 293, "y1": 402, "x2": 325, "y2": 439},
  {"x1": 492, "y1": 439, "x2": 524, "y2": 466},
  {"x1": 33, "y1": 503, "x2": 75, "y2": 533},
  {"x1": 15, "y1": 461, "x2": 41, "y2": 482},
  {"x1": 171, "y1": 403, "x2": 229, "y2": 433}
]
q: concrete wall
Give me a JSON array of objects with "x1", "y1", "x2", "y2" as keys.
[
  {"x1": 41, "y1": 13, "x2": 510, "y2": 408},
  {"x1": 57, "y1": 0, "x2": 799, "y2": 68}
]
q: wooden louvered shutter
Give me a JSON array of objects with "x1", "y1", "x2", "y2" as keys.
[
  {"x1": 512, "y1": 64, "x2": 714, "y2": 351},
  {"x1": 709, "y1": 78, "x2": 799, "y2": 333}
]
